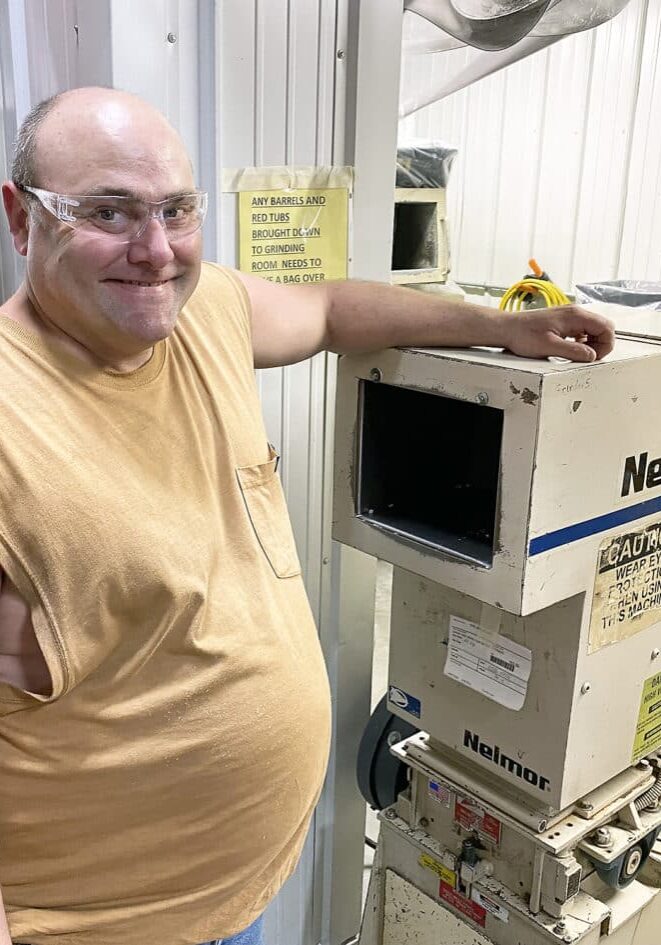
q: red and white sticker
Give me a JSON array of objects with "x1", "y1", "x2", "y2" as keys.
[
  {"x1": 454, "y1": 796, "x2": 502, "y2": 845},
  {"x1": 439, "y1": 882, "x2": 486, "y2": 928}
]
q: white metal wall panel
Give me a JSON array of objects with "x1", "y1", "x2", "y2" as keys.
[
  {"x1": 399, "y1": 0, "x2": 661, "y2": 291},
  {"x1": 618, "y1": 2, "x2": 661, "y2": 280}
]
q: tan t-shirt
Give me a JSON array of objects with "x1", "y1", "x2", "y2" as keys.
[{"x1": 0, "y1": 263, "x2": 331, "y2": 945}]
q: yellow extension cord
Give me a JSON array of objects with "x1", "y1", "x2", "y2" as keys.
[{"x1": 499, "y1": 260, "x2": 570, "y2": 312}]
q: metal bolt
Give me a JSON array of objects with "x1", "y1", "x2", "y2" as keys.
[
  {"x1": 553, "y1": 919, "x2": 567, "y2": 933},
  {"x1": 336, "y1": 49, "x2": 345, "y2": 60},
  {"x1": 577, "y1": 799, "x2": 593, "y2": 812},
  {"x1": 167, "y1": 32, "x2": 177, "y2": 43},
  {"x1": 477, "y1": 391, "x2": 489, "y2": 405},
  {"x1": 594, "y1": 827, "x2": 612, "y2": 847},
  {"x1": 563, "y1": 936, "x2": 573, "y2": 944},
  {"x1": 580, "y1": 682, "x2": 591, "y2": 695},
  {"x1": 638, "y1": 758, "x2": 651, "y2": 768},
  {"x1": 652, "y1": 649, "x2": 660, "y2": 661},
  {"x1": 387, "y1": 731, "x2": 402, "y2": 747},
  {"x1": 384, "y1": 808, "x2": 397, "y2": 820},
  {"x1": 369, "y1": 368, "x2": 382, "y2": 383}
]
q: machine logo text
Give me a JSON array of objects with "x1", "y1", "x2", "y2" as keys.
[
  {"x1": 463, "y1": 730, "x2": 551, "y2": 791},
  {"x1": 621, "y1": 452, "x2": 661, "y2": 498}
]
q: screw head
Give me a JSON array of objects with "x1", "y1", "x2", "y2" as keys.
[
  {"x1": 337, "y1": 48, "x2": 345, "y2": 60},
  {"x1": 419, "y1": 817, "x2": 429, "y2": 829},
  {"x1": 384, "y1": 808, "x2": 397, "y2": 820},
  {"x1": 477, "y1": 391, "x2": 489, "y2": 405},
  {"x1": 167, "y1": 32, "x2": 177, "y2": 43},
  {"x1": 577, "y1": 799, "x2": 594, "y2": 811},
  {"x1": 652, "y1": 649, "x2": 660, "y2": 661},
  {"x1": 580, "y1": 682, "x2": 591, "y2": 695},
  {"x1": 369, "y1": 368, "x2": 382, "y2": 382},
  {"x1": 594, "y1": 827, "x2": 612, "y2": 847}
]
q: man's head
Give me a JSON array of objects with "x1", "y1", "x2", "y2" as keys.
[{"x1": 2, "y1": 87, "x2": 204, "y2": 364}]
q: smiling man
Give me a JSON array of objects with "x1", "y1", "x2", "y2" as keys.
[{"x1": 0, "y1": 87, "x2": 614, "y2": 945}]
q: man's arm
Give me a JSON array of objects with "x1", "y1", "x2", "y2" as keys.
[{"x1": 237, "y1": 271, "x2": 615, "y2": 369}]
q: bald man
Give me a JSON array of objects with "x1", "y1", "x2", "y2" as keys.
[{"x1": 0, "y1": 87, "x2": 613, "y2": 945}]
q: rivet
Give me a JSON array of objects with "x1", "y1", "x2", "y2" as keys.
[
  {"x1": 337, "y1": 49, "x2": 345, "y2": 60},
  {"x1": 370, "y1": 368, "x2": 382, "y2": 383},
  {"x1": 167, "y1": 32, "x2": 177, "y2": 43}
]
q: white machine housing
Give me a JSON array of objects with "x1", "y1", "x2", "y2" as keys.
[{"x1": 334, "y1": 326, "x2": 661, "y2": 811}]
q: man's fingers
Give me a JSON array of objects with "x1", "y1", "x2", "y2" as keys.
[
  {"x1": 545, "y1": 333, "x2": 597, "y2": 362},
  {"x1": 557, "y1": 307, "x2": 615, "y2": 359}
]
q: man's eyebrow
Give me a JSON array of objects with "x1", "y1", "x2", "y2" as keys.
[{"x1": 80, "y1": 188, "x2": 195, "y2": 200}]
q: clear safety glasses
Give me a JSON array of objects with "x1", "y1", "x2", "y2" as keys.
[{"x1": 20, "y1": 185, "x2": 208, "y2": 243}]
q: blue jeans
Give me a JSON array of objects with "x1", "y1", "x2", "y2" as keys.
[{"x1": 200, "y1": 914, "x2": 265, "y2": 945}]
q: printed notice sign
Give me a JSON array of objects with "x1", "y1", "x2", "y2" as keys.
[
  {"x1": 238, "y1": 187, "x2": 348, "y2": 284},
  {"x1": 589, "y1": 521, "x2": 661, "y2": 653},
  {"x1": 445, "y1": 615, "x2": 532, "y2": 711},
  {"x1": 632, "y1": 672, "x2": 661, "y2": 762}
]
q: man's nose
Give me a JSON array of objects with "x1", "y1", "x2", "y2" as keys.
[{"x1": 126, "y1": 215, "x2": 175, "y2": 266}]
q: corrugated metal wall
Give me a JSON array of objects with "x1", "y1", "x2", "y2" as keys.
[
  {"x1": 218, "y1": 1, "x2": 339, "y2": 629},
  {"x1": 399, "y1": 0, "x2": 661, "y2": 292}
]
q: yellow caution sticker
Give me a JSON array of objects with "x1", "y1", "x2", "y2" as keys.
[
  {"x1": 419, "y1": 853, "x2": 456, "y2": 889},
  {"x1": 632, "y1": 672, "x2": 661, "y2": 762}
]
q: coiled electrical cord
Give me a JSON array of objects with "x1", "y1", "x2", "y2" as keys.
[{"x1": 499, "y1": 258, "x2": 570, "y2": 312}]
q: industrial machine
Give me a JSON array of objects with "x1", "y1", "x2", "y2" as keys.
[{"x1": 333, "y1": 305, "x2": 661, "y2": 944}]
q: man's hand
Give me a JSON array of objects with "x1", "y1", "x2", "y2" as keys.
[{"x1": 497, "y1": 305, "x2": 615, "y2": 363}]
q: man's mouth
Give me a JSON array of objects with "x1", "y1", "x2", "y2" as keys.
[{"x1": 107, "y1": 278, "x2": 173, "y2": 286}]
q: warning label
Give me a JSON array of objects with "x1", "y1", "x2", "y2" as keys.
[
  {"x1": 632, "y1": 672, "x2": 661, "y2": 762},
  {"x1": 589, "y1": 521, "x2": 661, "y2": 653},
  {"x1": 238, "y1": 187, "x2": 348, "y2": 284},
  {"x1": 454, "y1": 795, "x2": 502, "y2": 845},
  {"x1": 439, "y1": 882, "x2": 486, "y2": 928}
]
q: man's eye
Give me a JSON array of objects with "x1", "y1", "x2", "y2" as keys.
[
  {"x1": 164, "y1": 202, "x2": 195, "y2": 222},
  {"x1": 94, "y1": 207, "x2": 121, "y2": 222}
]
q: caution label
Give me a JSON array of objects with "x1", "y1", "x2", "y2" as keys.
[
  {"x1": 632, "y1": 672, "x2": 661, "y2": 762},
  {"x1": 419, "y1": 854, "x2": 456, "y2": 888},
  {"x1": 589, "y1": 521, "x2": 661, "y2": 653},
  {"x1": 238, "y1": 188, "x2": 348, "y2": 284}
]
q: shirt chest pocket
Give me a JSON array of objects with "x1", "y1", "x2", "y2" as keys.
[{"x1": 236, "y1": 447, "x2": 302, "y2": 579}]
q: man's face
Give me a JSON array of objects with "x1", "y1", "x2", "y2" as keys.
[{"x1": 23, "y1": 98, "x2": 203, "y2": 359}]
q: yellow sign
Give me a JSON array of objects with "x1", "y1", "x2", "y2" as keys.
[
  {"x1": 633, "y1": 672, "x2": 661, "y2": 762},
  {"x1": 419, "y1": 853, "x2": 456, "y2": 889},
  {"x1": 589, "y1": 521, "x2": 661, "y2": 653},
  {"x1": 239, "y1": 188, "x2": 349, "y2": 285}
]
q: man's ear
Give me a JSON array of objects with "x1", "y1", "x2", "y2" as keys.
[{"x1": 2, "y1": 182, "x2": 30, "y2": 256}]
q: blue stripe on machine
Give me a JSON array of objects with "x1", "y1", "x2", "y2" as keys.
[{"x1": 529, "y1": 495, "x2": 661, "y2": 556}]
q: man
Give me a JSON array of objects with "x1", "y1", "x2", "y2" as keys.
[{"x1": 0, "y1": 87, "x2": 613, "y2": 945}]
